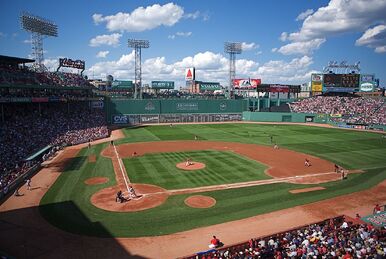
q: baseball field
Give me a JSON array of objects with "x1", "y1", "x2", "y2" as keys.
[{"x1": 38, "y1": 123, "x2": 386, "y2": 239}]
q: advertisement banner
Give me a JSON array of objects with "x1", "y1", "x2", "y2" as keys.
[
  {"x1": 91, "y1": 101, "x2": 104, "y2": 108},
  {"x1": 311, "y1": 82, "x2": 323, "y2": 92},
  {"x1": 269, "y1": 85, "x2": 289, "y2": 93},
  {"x1": 311, "y1": 74, "x2": 323, "y2": 82},
  {"x1": 360, "y1": 82, "x2": 374, "y2": 92},
  {"x1": 59, "y1": 58, "x2": 85, "y2": 70},
  {"x1": 199, "y1": 82, "x2": 221, "y2": 91},
  {"x1": 151, "y1": 81, "x2": 174, "y2": 89},
  {"x1": 233, "y1": 79, "x2": 261, "y2": 89},
  {"x1": 361, "y1": 211, "x2": 386, "y2": 228},
  {"x1": 111, "y1": 80, "x2": 133, "y2": 88},
  {"x1": 112, "y1": 115, "x2": 128, "y2": 124},
  {"x1": 176, "y1": 102, "x2": 199, "y2": 111},
  {"x1": 185, "y1": 67, "x2": 195, "y2": 81}
]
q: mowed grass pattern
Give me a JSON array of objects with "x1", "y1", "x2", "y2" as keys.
[
  {"x1": 123, "y1": 150, "x2": 269, "y2": 189},
  {"x1": 40, "y1": 123, "x2": 386, "y2": 237}
]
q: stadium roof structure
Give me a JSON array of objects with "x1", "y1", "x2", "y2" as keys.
[{"x1": 0, "y1": 55, "x2": 35, "y2": 65}]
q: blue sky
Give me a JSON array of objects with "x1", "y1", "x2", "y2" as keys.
[{"x1": 1, "y1": 0, "x2": 386, "y2": 87}]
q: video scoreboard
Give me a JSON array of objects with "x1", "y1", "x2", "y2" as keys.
[{"x1": 323, "y1": 74, "x2": 360, "y2": 88}]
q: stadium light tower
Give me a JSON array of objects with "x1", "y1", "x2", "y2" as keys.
[
  {"x1": 224, "y1": 42, "x2": 242, "y2": 99},
  {"x1": 128, "y1": 39, "x2": 150, "y2": 99},
  {"x1": 20, "y1": 12, "x2": 58, "y2": 71}
]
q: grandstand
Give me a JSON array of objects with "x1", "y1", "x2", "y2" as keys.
[{"x1": 0, "y1": 55, "x2": 107, "y2": 199}]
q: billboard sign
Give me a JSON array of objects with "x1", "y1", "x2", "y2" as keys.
[
  {"x1": 311, "y1": 82, "x2": 323, "y2": 92},
  {"x1": 311, "y1": 74, "x2": 323, "y2": 82},
  {"x1": 59, "y1": 58, "x2": 85, "y2": 70},
  {"x1": 361, "y1": 211, "x2": 386, "y2": 228},
  {"x1": 360, "y1": 82, "x2": 375, "y2": 92},
  {"x1": 233, "y1": 79, "x2": 261, "y2": 89},
  {"x1": 111, "y1": 80, "x2": 133, "y2": 88},
  {"x1": 199, "y1": 82, "x2": 221, "y2": 91},
  {"x1": 151, "y1": 81, "x2": 174, "y2": 89},
  {"x1": 113, "y1": 115, "x2": 128, "y2": 124},
  {"x1": 270, "y1": 85, "x2": 289, "y2": 93},
  {"x1": 185, "y1": 67, "x2": 195, "y2": 81}
]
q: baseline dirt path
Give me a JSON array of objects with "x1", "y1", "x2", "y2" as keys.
[{"x1": 1, "y1": 131, "x2": 386, "y2": 259}]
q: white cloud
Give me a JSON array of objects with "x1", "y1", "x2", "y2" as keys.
[
  {"x1": 184, "y1": 10, "x2": 210, "y2": 21},
  {"x1": 277, "y1": 38, "x2": 326, "y2": 55},
  {"x1": 355, "y1": 24, "x2": 386, "y2": 53},
  {"x1": 176, "y1": 32, "x2": 192, "y2": 37},
  {"x1": 96, "y1": 50, "x2": 110, "y2": 58},
  {"x1": 92, "y1": 3, "x2": 184, "y2": 32},
  {"x1": 86, "y1": 51, "x2": 314, "y2": 86},
  {"x1": 278, "y1": 0, "x2": 386, "y2": 55},
  {"x1": 296, "y1": 9, "x2": 314, "y2": 21},
  {"x1": 184, "y1": 11, "x2": 200, "y2": 19},
  {"x1": 375, "y1": 45, "x2": 386, "y2": 53},
  {"x1": 280, "y1": 32, "x2": 288, "y2": 42},
  {"x1": 241, "y1": 42, "x2": 258, "y2": 51},
  {"x1": 23, "y1": 39, "x2": 32, "y2": 44},
  {"x1": 256, "y1": 56, "x2": 314, "y2": 83},
  {"x1": 43, "y1": 58, "x2": 59, "y2": 71},
  {"x1": 169, "y1": 31, "x2": 192, "y2": 39},
  {"x1": 271, "y1": 48, "x2": 278, "y2": 52},
  {"x1": 89, "y1": 33, "x2": 122, "y2": 47},
  {"x1": 286, "y1": 0, "x2": 386, "y2": 42}
]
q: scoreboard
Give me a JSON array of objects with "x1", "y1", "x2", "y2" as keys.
[
  {"x1": 323, "y1": 74, "x2": 360, "y2": 88},
  {"x1": 341, "y1": 74, "x2": 359, "y2": 87},
  {"x1": 323, "y1": 74, "x2": 341, "y2": 87}
]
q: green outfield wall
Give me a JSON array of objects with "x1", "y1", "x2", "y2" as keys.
[
  {"x1": 242, "y1": 111, "x2": 328, "y2": 123},
  {"x1": 106, "y1": 98, "x2": 248, "y2": 124}
]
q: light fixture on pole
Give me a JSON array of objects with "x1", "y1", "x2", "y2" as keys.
[{"x1": 128, "y1": 39, "x2": 150, "y2": 99}]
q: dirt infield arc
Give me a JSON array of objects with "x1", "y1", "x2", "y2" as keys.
[{"x1": 95, "y1": 141, "x2": 340, "y2": 212}]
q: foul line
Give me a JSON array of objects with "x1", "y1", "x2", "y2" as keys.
[
  {"x1": 144, "y1": 171, "x2": 355, "y2": 196},
  {"x1": 113, "y1": 144, "x2": 131, "y2": 193}
]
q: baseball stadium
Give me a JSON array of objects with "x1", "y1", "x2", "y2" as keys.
[{"x1": 1, "y1": 2, "x2": 386, "y2": 259}]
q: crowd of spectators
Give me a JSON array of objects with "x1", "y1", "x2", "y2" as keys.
[
  {"x1": 0, "y1": 65, "x2": 92, "y2": 87},
  {"x1": 289, "y1": 96, "x2": 385, "y2": 125},
  {"x1": 193, "y1": 217, "x2": 386, "y2": 258},
  {"x1": 0, "y1": 102, "x2": 108, "y2": 194}
]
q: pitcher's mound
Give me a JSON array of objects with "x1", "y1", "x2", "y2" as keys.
[
  {"x1": 185, "y1": 195, "x2": 216, "y2": 208},
  {"x1": 176, "y1": 161, "x2": 206, "y2": 171}
]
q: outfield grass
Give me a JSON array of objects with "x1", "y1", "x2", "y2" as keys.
[{"x1": 40, "y1": 124, "x2": 386, "y2": 237}]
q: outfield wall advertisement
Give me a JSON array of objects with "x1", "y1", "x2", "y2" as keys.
[{"x1": 107, "y1": 99, "x2": 247, "y2": 124}]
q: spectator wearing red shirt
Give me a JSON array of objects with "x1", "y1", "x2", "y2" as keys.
[
  {"x1": 209, "y1": 236, "x2": 219, "y2": 249},
  {"x1": 373, "y1": 204, "x2": 381, "y2": 214}
]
